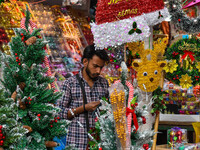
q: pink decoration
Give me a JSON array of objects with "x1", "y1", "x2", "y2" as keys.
[
  {"x1": 115, "y1": 65, "x2": 120, "y2": 69},
  {"x1": 20, "y1": 18, "x2": 37, "y2": 34},
  {"x1": 182, "y1": 0, "x2": 200, "y2": 9}
]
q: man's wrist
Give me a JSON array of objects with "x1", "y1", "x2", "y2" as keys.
[{"x1": 73, "y1": 108, "x2": 77, "y2": 115}]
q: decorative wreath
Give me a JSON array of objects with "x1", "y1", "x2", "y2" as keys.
[
  {"x1": 168, "y1": 0, "x2": 200, "y2": 33},
  {"x1": 164, "y1": 38, "x2": 200, "y2": 88}
]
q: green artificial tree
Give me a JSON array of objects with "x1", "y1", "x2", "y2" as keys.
[
  {"x1": 0, "y1": 7, "x2": 70, "y2": 150},
  {"x1": 0, "y1": 88, "x2": 28, "y2": 150}
]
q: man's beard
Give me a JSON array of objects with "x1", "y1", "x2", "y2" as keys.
[{"x1": 86, "y1": 65, "x2": 99, "y2": 81}]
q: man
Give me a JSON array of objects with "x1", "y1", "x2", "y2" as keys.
[{"x1": 57, "y1": 44, "x2": 109, "y2": 150}]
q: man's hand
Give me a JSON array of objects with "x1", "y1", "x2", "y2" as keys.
[{"x1": 85, "y1": 101, "x2": 100, "y2": 112}]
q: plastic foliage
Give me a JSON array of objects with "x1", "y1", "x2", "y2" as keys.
[
  {"x1": 168, "y1": 0, "x2": 200, "y2": 33},
  {"x1": 151, "y1": 87, "x2": 167, "y2": 115},
  {"x1": 0, "y1": 88, "x2": 28, "y2": 150},
  {"x1": 88, "y1": 98, "x2": 117, "y2": 150},
  {"x1": 0, "y1": 11, "x2": 70, "y2": 150}
]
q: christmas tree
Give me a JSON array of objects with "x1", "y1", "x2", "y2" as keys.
[
  {"x1": 0, "y1": 88, "x2": 28, "y2": 150},
  {"x1": 0, "y1": 7, "x2": 70, "y2": 150}
]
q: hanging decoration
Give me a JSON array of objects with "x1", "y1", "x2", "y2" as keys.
[
  {"x1": 164, "y1": 38, "x2": 200, "y2": 88},
  {"x1": 91, "y1": 0, "x2": 169, "y2": 49},
  {"x1": 168, "y1": 0, "x2": 200, "y2": 33},
  {"x1": 131, "y1": 38, "x2": 167, "y2": 92},
  {"x1": 182, "y1": 0, "x2": 200, "y2": 9}
]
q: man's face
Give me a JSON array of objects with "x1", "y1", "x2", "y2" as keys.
[{"x1": 83, "y1": 55, "x2": 105, "y2": 81}]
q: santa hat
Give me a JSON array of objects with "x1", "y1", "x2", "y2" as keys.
[{"x1": 91, "y1": 0, "x2": 169, "y2": 49}]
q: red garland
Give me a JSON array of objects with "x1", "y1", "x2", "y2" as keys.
[
  {"x1": 95, "y1": 0, "x2": 164, "y2": 24},
  {"x1": 126, "y1": 107, "x2": 139, "y2": 132}
]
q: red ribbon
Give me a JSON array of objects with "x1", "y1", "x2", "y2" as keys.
[
  {"x1": 126, "y1": 107, "x2": 138, "y2": 132},
  {"x1": 182, "y1": 50, "x2": 195, "y2": 62}
]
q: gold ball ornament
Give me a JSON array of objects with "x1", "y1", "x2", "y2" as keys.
[{"x1": 170, "y1": 131, "x2": 175, "y2": 136}]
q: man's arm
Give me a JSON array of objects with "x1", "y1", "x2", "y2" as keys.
[{"x1": 57, "y1": 80, "x2": 101, "y2": 120}]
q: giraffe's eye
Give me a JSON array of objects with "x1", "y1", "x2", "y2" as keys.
[
  {"x1": 143, "y1": 72, "x2": 148, "y2": 76},
  {"x1": 154, "y1": 70, "x2": 158, "y2": 75}
]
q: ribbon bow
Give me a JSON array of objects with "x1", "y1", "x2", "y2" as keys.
[
  {"x1": 126, "y1": 107, "x2": 138, "y2": 132},
  {"x1": 182, "y1": 50, "x2": 195, "y2": 62}
]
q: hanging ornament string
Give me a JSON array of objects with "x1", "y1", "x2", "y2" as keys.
[
  {"x1": 114, "y1": 80, "x2": 134, "y2": 135},
  {"x1": 20, "y1": 17, "x2": 56, "y2": 90}
]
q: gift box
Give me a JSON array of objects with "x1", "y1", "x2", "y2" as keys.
[{"x1": 167, "y1": 127, "x2": 187, "y2": 149}]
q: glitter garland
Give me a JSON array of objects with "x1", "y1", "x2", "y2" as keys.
[
  {"x1": 168, "y1": 0, "x2": 200, "y2": 33},
  {"x1": 91, "y1": 8, "x2": 169, "y2": 49}
]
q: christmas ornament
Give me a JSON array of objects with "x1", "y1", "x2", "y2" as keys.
[
  {"x1": 164, "y1": 38, "x2": 200, "y2": 87},
  {"x1": 163, "y1": 60, "x2": 178, "y2": 73},
  {"x1": 132, "y1": 38, "x2": 167, "y2": 92},
  {"x1": 176, "y1": 130, "x2": 182, "y2": 143},
  {"x1": 25, "y1": 36, "x2": 37, "y2": 46},
  {"x1": 182, "y1": 0, "x2": 200, "y2": 9},
  {"x1": 110, "y1": 84, "x2": 128, "y2": 149},
  {"x1": 179, "y1": 74, "x2": 192, "y2": 89},
  {"x1": 168, "y1": 0, "x2": 200, "y2": 33},
  {"x1": 91, "y1": 0, "x2": 169, "y2": 48}
]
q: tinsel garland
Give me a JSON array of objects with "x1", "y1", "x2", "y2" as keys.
[
  {"x1": 168, "y1": 0, "x2": 200, "y2": 33},
  {"x1": 91, "y1": 8, "x2": 169, "y2": 49},
  {"x1": 164, "y1": 38, "x2": 200, "y2": 87}
]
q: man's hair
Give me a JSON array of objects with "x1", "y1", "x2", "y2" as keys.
[{"x1": 82, "y1": 44, "x2": 109, "y2": 63}]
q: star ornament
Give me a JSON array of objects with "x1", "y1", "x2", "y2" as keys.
[
  {"x1": 179, "y1": 74, "x2": 193, "y2": 89},
  {"x1": 163, "y1": 60, "x2": 178, "y2": 73}
]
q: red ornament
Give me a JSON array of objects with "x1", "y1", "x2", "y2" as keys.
[
  {"x1": 0, "y1": 125, "x2": 2, "y2": 130},
  {"x1": 15, "y1": 53, "x2": 18, "y2": 56},
  {"x1": 99, "y1": 147, "x2": 102, "y2": 150},
  {"x1": 37, "y1": 114, "x2": 41, "y2": 117},
  {"x1": 2, "y1": 136, "x2": 5, "y2": 139},
  {"x1": 55, "y1": 120, "x2": 57, "y2": 123},
  {"x1": 26, "y1": 102, "x2": 28, "y2": 104},
  {"x1": 21, "y1": 33, "x2": 23, "y2": 36},
  {"x1": 135, "y1": 103, "x2": 138, "y2": 106},
  {"x1": 57, "y1": 117, "x2": 60, "y2": 120},
  {"x1": 143, "y1": 144, "x2": 149, "y2": 150},
  {"x1": 131, "y1": 104, "x2": 135, "y2": 108},
  {"x1": 38, "y1": 118, "x2": 41, "y2": 121},
  {"x1": 29, "y1": 99, "x2": 32, "y2": 101},
  {"x1": 0, "y1": 140, "x2": 3, "y2": 144},
  {"x1": 176, "y1": 130, "x2": 182, "y2": 143},
  {"x1": 29, "y1": 102, "x2": 31, "y2": 104},
  {"x1": 134, "y1": 28, "x2": 136, "y2": 31},
  {"x1": 50, "y1": 125, "x2": 53, "y2": 127},
  {"x1": 18, "y1": 63, "x2": 21, "y2": 65},
  {"x1": 54, "y1": 117, "x2": 57, "y2": 120},
  {"x1": 0, "y1": 134, "x2": 2, "y2": 137},
  {"x1": 16, "y1": 57, "x2": 19, "y2": 60},
  {"x1": 21, "y1": 37, "x2": 24, "y2": 41},
  {"x1": 196, "y1": 79, "x2": 198, "y2": 81},
  {"x1": 178, "y1": 19, "x2": 181, "y2": 22}
]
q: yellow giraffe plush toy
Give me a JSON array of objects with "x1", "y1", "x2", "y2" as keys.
[{"x1": 129, "y1": 38, "x2": 168, "y2": 92}]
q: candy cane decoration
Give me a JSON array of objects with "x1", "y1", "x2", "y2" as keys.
[
  {"x1": 20, "y1": 18, "x2": 37, "y2": 34},
  {"x1": 114, "y1": 80, "x2": 134, "y2": 135},
  {"x1": 20, "y1": 18, "x2": 56, "y2": 90}
]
